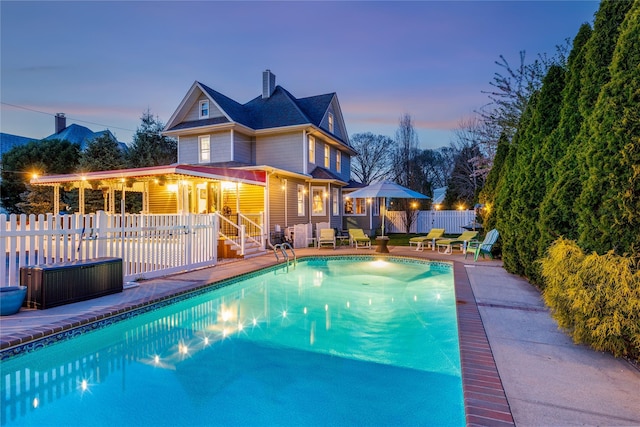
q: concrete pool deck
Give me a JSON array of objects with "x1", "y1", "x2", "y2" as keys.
[{"x1": 1, "y1": 245, "x2": 639, "y2": 426}]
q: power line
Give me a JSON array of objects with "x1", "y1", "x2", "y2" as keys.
[{"x1": 1, "y1": 101, "x2": 137, "y2": 133}]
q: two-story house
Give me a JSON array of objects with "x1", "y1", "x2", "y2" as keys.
[{"x1": 30, "y1": 70, "x2": 358, "y2": 249}]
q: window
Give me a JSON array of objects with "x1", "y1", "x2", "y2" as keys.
[
  {"x1": 311, "y1": 186, "x2": 326, "y2": 216},
  {"x1": 336, "y1": 151, "x2": 341, "y2": 173},
  {"x1": 309, "y1": 135, "x2": 315, "y2": 163},
  {"x1": 199, "y1": 136, "x2": 210, "y2": 162},
  {"x1": 324, "y1": 144, "x2": 330, "y2": 168},
  {"x1": 297, "y1": 185, "x2": 305, "y2": 216},
  {"x1": 372, "y1": 198, "x2": 380, "y2": 216},
  {"x1": 344, "y1": 197, "x2": 366, "y2": 215},
  {"x1": 199, "y1": 100, "x2": 209, "y2": 119},
  {"x1": 332, "y1": 188, "x2": 339, "y2": 216},
  {"x1": 328, "y1": 112, "x2": 334, "y2": 133}
]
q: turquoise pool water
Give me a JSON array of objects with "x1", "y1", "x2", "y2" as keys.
[{"x1": 1, "y1": 257, "x2": 464, "y2": 426}]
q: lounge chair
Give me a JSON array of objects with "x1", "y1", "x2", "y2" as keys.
[
  {"x1": 435, "y1": 231, "x2": 478, "y2": 254},
  {"x1": 349, "y1": 228, "x2": 371, "y2": 249},
  {"x1": 465, "y1": 229, "x2": 499, "y2": 261},
  {"x1": 408, "y1": 228, "x2": 445, "y2": 251},
  {"x1": 318, "y1": 228, "x2": 336, "y2": 249}
]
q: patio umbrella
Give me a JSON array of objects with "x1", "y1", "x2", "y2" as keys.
[{"x1": 346, "y1": 181, "x2": 429, "y2": 236}]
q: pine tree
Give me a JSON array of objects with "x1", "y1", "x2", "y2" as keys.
[
  {"x1": 577, "y1": 1, "x2": 640, "y2": 254},
  {"x1": 537, "y1": 24, "x2": 592, "y2": 256},
  {"x1": 79, "y1": 133, "x2": 126, "y2": 172},
  {"x1": 127, "y1": 110, "x2": 177, "y2": 167}
]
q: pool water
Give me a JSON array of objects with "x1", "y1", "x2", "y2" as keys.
[{"x1": 1, "y1": 257, "x2": 464, "y2": 426}]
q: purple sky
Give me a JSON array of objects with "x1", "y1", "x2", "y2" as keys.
[{"x1": 1, "y1": 1, "x2": 599, "y2": 150}]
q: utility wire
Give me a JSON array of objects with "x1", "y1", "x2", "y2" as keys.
[{"x1": 1, "y1": 101, "x2": 137, "y2": 133}]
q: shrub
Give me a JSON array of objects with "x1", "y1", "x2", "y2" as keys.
[{"x1": 540, "y1": 238, "x2": 640, "y2": 361}]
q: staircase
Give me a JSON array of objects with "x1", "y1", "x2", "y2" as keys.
[{"x1": 218, "y1": 237, "x2": 265, "y2": 259}]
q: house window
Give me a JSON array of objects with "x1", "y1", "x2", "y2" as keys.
[
  {"x1": 297, "y1": 185, "x2": 305, "y2": 216},
  {"x1": 199, "y1": 100, "x2": 209, "y2": 119},
  {"x1": 328, "y1": 112, "x2": 334, "y2": 133},
  {"x1": 199, "y1": 136, "x2": 210, "y2": 162},
  {"x1": 336, "y1": 151, "x2": 341, "y2": 173},
  {"x1": 344, "y1": 197, "x2": 366, "y2": 215},
  {"x1": 311, "y1": 186, "x2": 326, "y2": 216},
  {"x1": 372, "y1": 198, "x2": 380, "y2": 216},
  {"x1": 324, "y1": 144, "x2": 330, "y2": 168},
  {"x1": 309, "y1": 135, "x2": 315, "y2": 163},
  {"x1": 332, "y1": 188, "x2": 339, "y2": 216}
]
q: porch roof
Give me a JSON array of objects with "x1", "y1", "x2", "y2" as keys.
[{"x1": 30, "y1": 164, "x2": 267, "y2": 187}]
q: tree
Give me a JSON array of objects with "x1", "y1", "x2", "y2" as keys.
[
  {"x1": 577, "y1": 1, "x2": 640, "y2": 255},
  {"x1": 1, "y1": 139, "x2": 80, "y2": 214},
  {"x1": 391, "y1": 114, "x2": 423, "y2": 233},
  {"x1": 75, "y1": 133, "x2": 128, "y2": 213},
  {"x1": 127, "y1": 110, "x2": 177, "y2": 167},
  {"x1": 537, "y1": 23, "x2": 592, "y2": 254},
  {"x1": 79, "y1": 133, "x2": 126, "y2": 172},
  {"x1": 349, "y1": 132, "x2": 394, "y2": 184}
]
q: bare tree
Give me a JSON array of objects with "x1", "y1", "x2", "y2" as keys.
[
  {"x1": 349, "y1": 133, "x2": 394, "y2": 184},
  {"x1": 391, "y1": 114, "x2": 422, "y2": 233}
]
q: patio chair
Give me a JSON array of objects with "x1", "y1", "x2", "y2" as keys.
[
  {"x1": 408, "y1": 228, "x2": 445, "y2": 251},
  {"x1": 318, "y1": 228, "x2": 336, "y2": 249},
  {"x1": 465, "y1": 229, "x2": 499, "y2": 261},
  {"x1": 349, "y1": 228, "x2": 371, "y2": 249},
  {"x1": 435, "y1": 231, "x2": 478, "y2": 254}
]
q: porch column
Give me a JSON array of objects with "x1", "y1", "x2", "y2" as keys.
[
  {"x1": 79, "y1": 180, "x2": 86, "y2": 215},
  {"x1": 53, "y1": 184, "x2": 60, "y2": 214},
  {"x1": 143, "y1": 181, "x2": 149, "y2": 213},
  {"x1": 109, "y1": 186, "x2": 116, "y2": 213}
]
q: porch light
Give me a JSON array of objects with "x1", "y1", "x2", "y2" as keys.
[
  {"x1": 167, "y1": 184, "x2": 179, "y2": 192},
  {"x1": 221, "y1": 181, "x2": 235, "y2": 191},
  {"x1": 457, "y1": 204, "x2": 465, "y2": 210},
  {"x1": 411, "y1": 202, "x2": 418, "y2": 209}
]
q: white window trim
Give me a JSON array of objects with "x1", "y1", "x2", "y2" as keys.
[
  {"x1": 199, "y1": 135, "x2": 210, "y2": 163},
  {"x1": 332, "y1": 188, "x2": 339, "y2": 216},
  {"x1": 297, "y1": 184, "x2": 305, "y2": 216},
  {"x1": 344, "y1": 197, "x2": 367, "y2": 216},
  {"x1": 309, "y1": 135, "x2": 315, "y2": 164},
  {"x1": 324, "y1": 144, "x2": 330, "y2": 168},
  {"x1": 311, "y1": 186, "x2": 327, "y2": 216},
  {"x1": 336, "y1": 151, "x2": 341, "y2": 173},
  {"x1": 199, "y1": 100, "x2": 209, "y2": 119},
  {"x1": 328, "y1": 112, "x2": 334, "y2": 133}
]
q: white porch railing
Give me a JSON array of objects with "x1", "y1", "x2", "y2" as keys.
[
  {"x1": 385, "y1": 210, "x2": 477, "y2": 234},
  {"x1": 2, "y1": 212, "x2": 218, "y2": 286},
  {"x1": 216, "y1": 212, "x2": 265, "y2": 256}
]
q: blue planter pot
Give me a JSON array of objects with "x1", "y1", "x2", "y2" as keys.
[{"x1": 0, "y1": 286, "x2": 27, "y2": 316}]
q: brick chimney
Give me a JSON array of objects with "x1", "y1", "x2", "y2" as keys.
[
  {"x1": 262, "y1": 69, "x2": 276, "y2": 99},
  {"x1": 55, "y1": 113, "x2": 66, "y2": 133}
]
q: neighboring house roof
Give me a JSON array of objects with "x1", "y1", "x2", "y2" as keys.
[
  {"x1": 0, "y1": 133, "x2": 38, "y2": 159},
  {"x1": 44, "y1": 124, "x2": 127, "y2": 152},
  {"x1": 343, "y1": 180, "x2": 368, "y2": 190}
]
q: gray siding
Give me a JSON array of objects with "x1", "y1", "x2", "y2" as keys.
[
  {"x1": 178, "y1": 135, "x2": 199, "y2": 164},
  {"x1": 184, "y1": 96, "x2": 224, "y2": 122},
  {"x1": 210, "y1": 132, "x2": 232, "y2": 163},
  {"x1": 256, "y1": 131, "x2": 303, "y2": 173},
  {"x1": 234, "y1": 131, "x2": 253, "y2": 164}
]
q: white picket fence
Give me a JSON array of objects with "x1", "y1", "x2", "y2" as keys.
[
  {"x1": 2, "y1": 212, "x2": 219, "y2": 286},
  {"x1": 385, "y1": 210, "x2": 477, "y2": 234}
]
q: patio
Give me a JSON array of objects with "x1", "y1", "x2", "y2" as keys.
[{"x1": 1, "y1": 245, "x2": 638, "y2": 426}]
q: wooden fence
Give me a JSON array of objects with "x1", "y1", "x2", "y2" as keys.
[
  {"x1": 2, "y1": 212, "x2": 219, "y2": 286},
  {"x1": 385, "y1": 210, "x2": 477, "y2": 234}
]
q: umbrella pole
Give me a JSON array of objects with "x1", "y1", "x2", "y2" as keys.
[{"x1": 381, "y1": 197, "x2": 386, "y2": 237}]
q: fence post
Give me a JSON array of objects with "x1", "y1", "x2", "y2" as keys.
[
  {"x1": 96, "y1": 210, "x2": 107, "y2": 257},
  {"x1": 185, "y1": 213, "x2": 193, "y2": 266}
]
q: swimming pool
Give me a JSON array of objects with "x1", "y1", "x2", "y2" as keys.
[{"x1": 1, "y1": 257, "x2": 464, "y2": 426}]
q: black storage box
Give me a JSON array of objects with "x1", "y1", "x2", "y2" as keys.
[{"x1": 20, "y1": 257, "x2": 123, "y2": 309}]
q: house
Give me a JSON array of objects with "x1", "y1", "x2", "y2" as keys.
[
  {"x1": 30, "y1": 70, "x2": 361, "y2": 251},
  {"x1": 44, "y1": 113, "x2": 128, "y2": 152}
]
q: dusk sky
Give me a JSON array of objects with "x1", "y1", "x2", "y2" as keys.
[{"x1": 1, "y1": 1, "x2": 599, "y2": 150}]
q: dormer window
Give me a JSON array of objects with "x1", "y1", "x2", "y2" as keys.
[
  {"x1": 328, "y1": 113, "x2": 334, "y2": 133},
  {"x1": 199, "y1": 100, "x2": 209, "y2": 119}
]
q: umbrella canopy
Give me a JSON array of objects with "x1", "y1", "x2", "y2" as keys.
[{"x1": 346, "y1": 181, "x2": 429, "y2": 236}]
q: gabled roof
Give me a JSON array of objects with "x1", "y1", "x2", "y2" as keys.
[
  {"x1": 310, "y1": 166, "x2": 345, "y2": 182},
  {"x1": 165, "y1": 80, "x2": 350, "y2": 147}
]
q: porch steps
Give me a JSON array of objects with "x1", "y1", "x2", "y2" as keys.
[{"x1": 218, "y1": 238, "x2": 265, "y2": 259}]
